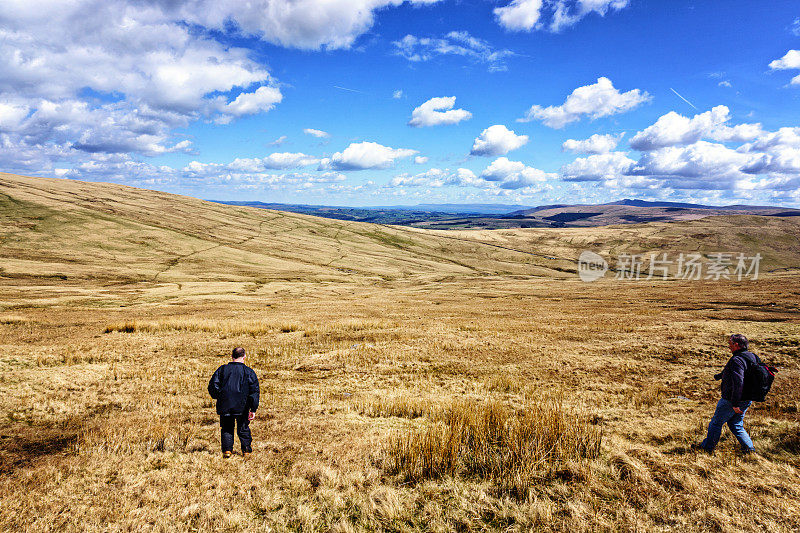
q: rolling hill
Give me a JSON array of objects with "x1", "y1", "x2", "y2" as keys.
[{"x1": 2, "y1": 172, "x2": 800, "y2": 290}]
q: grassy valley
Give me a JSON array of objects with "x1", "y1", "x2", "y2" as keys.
[{"x1": 1, "y1": 173, "x2": 799, "y2": 531}]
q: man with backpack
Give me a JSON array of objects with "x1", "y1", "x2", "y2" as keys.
[
  {"x1": 208, "y1": 347, "x2": 260, "y2": 458},
  {"x1": 693, "y1": 333, "x2": 775, "y2": 455}
]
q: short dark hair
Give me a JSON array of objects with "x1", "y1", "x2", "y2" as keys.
[
  {"x1": 729, "y1": 334, "x2": 748, "y2": 350},
  {"x1": 232, "y1": 347, "x2": 246, "y2": 358}
]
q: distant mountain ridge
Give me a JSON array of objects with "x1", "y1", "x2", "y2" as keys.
[{"x1": 211, "y1": 198, "x2": 800, "y2": 229}]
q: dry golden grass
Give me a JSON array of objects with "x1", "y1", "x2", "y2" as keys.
[
  {"x1": 384, "y1": 395, "x2": 602, "y2": 499},
  {"x1": 1, "y1": 173, "x2": 800, "y2": 531}
]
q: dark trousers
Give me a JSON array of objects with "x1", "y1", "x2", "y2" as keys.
[{"x1": 220, "y1": 414, "x2": 252, "y2": 453}]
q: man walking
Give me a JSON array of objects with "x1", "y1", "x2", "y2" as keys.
[
  {"x1": 693, "y1": 334, "x2": 757, "y2": 455},
  {"x1": 208, "y1": 347, "x2": 260, "y2": 458}
]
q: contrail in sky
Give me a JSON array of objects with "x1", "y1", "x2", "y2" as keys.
[
  {"x1": 334, "y1": 85, "x2": 367, "y2": 94},
  {"x1": 670, "y1": 88, "x2": 698, "y2": 110}
]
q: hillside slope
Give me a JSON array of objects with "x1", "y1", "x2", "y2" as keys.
[
  {"x1": 2, "y1": 173, "x2": 799, "y2": 288},
  {"x1": 0, "y1": 173, "x2": 559, "y2": 284},
  {"x1": 442, "y1": 215, "x2": 800, "y2": 274}
]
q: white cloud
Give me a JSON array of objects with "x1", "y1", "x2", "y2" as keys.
[
  {"x1": 494, "y1": 0, "x2": 543, "y2": 31},
  {"x1": 470, "y1": 125, "x2": 529, "y2": 156},
  {"x1": 0, "y1": 0, "x2": 290, "y2": 171},
  {"x1": 0, "y1": 102, "x2": 29, "y2": 131},
  {"x1": 304, "y1": 128, "x2": 331, "y2": 138},
  {"x1": 0, "y1": 0, "x2": 444, "y2": 174},
  {"x1": 389, "y1": 167, "x2": 484, "y2": 188},
  {"x1": 718, "y1": 80, "x2": 732, "y2": 88},
  {"x1": 560, "y1": 151, "x2": 635, "y2": 181},
  {"x1": 494, "y1": 0, "x2": 629, "y2": 33},
  {"x1": 549, "y1": 0, "x2": 629, "y2": 32},
  {"x1": 393, "y1": 31, "x2": 515, "y2": 71},
  {"x1": 562, "y1": 133, "x2": 623, "y2": 154},
  {"x1": 321, "y1": 141, "x2": 417, "y2": 170},
  {"x1": 629, "y1": 106, "x2": 763, "y2": 151},
  {"x1": 219, "y1": 86, "x2": 283, "y2": 120},
  {"x1": 408, "y1": 96, "x2": 472, "y2": 127},
  {"x1": 519, "y1": 77, "x2": 650, "y2": 128},
  {"x1": 739, "y1": 128, "x2": 800, "y2": 175},
  {"x1": 481, "y1": 157, "x2": 555, "y2": 189},
  {"x1": 769, "y1": 50, "x2": 800, "y2": 70},
  {"x1": 260, "y1": 152, "x2": 320, "y2": 169},
  {"x1": 163, "y1": 0, "x2": 442, "y2": 51},
  {"x1": 269, "y1": 135, "x2": 287, "y2": 145},
  {"x1": 414, "y1": 155, "x2": 429, "y2": 164},
  {"x1": 769, "y1": 50, "x2": 800, "y2": 86},
  {"x1": 629, "y1": 142, "x2": 753, "y2": 182},
  {"x1": 393, "y1": 89, "x2": 404, "y2": 99}
]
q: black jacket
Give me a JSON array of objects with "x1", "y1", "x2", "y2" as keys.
[
  {"x1": 208, "y1": 362, "x2": 260, "y2": 416},
  {"x1": 715, "y1": 349, "x2": 758, "y2": 404}
]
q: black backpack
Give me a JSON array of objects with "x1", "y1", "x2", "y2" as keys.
[{"x1": 741, "y1": 351, "x2": 777, "y2": 402}]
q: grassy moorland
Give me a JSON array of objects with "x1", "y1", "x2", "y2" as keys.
[{"x1": 1, "y1": 173, "x2": 799, "y2": 532}]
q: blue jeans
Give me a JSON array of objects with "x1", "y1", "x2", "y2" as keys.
[{"x1": 700, "y1": 398, "x2": 754, "y2": 452}]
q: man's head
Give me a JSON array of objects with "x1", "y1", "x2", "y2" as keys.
[
  {"x1": 232, "y1": 347, "x2": 246, "y2": 361},
  {"x1": 728, "y1": 333, "x2": 748, "y2": 353}
]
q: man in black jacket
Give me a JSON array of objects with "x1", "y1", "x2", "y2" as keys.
[
  {"x1": 208, "y1": 347, "x2": 260, "y2": 458},
  {"x1": 693, "y1": 334, "x2": 756, "y2": 454}
]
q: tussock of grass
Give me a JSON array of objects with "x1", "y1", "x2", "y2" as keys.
[
  {"x1": 629, "y1": 383, "x2": 667, "y2": 408},
  {"x1": 384, "y1": 396, "x2": 602, "y2": 499},
  {"x1": 0, "y1": 315, "x2": 29, "y2": 325},
  {"x1": 485, "y1": 373, "x2": 524, "y2": 393},
  {"x1": 78, "y1": 415, "x2": 197, "y2": 455},
  {"x1": 352, "y1": 393, "x2": 438, "y2": 419},
  {"x1": 103, "y1": 318, "x2": 291, "y2": 336}
]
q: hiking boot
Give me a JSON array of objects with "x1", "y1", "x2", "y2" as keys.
[
  {"x1": 691, "y1": 443, "x2": 712, "y2": 454},
  {"x1": 223, "y1": 451, "x2": 232, "y2": 459},
  {"x1": 740, "y1": 448, "x2": 757, "y2": 457},
  {"x1": 243, "y1": 452, "x2": 252, "y2": 460}
]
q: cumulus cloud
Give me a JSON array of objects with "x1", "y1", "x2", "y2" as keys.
[
  {"x1": 154, "y1": 0, "x2": 442, "y2": 51},
  {"x1": 52, "y1": 154, "x2": 351, "y2": 196},
  {"x1": 629, "y1": 106, "x2": 762, "y2": 151},
  {"x1": 408, "y1": 96, "x2": 472, "y2": 127},
  {"x1": 393, "y1": 31, "x2": 515, "y2": 71},
  {"x1": 549, "y1": 0, "x2": 629, "y2": 32},
  {"x1": 389, "y1": 167, "x2": 485, "y2": 188},
  {"x1": 0, "y1": 0, "x2": 292, "y2": 173},
  {"x1": 414, "y1": 155, "x2": 429, "y2": 164},
  {"x1": 304, "y1": 128, "x2": 331, "y2": 138},
  {"x1": 519, "y1": 77, "x2": 650, "y2": 128},
  {"x1": 388, "y1": 162, "x2": 556, "y2": 192},
  {"x1": 320, "y1": 141, "x2": 417, "y2": 170},
  {"x1": 629, "y1": 142, "x2": 754, "y2": 183},
  {"x1": 494, "y1": 0, "x2": 544, "y2": 31},
  {"x1": 481, "y1": 157, "x2": 555, "y2": 189},
  {"x1": 560, "y1": 151, "x2": 635, "y2": 182},
  {"x1": 768, "y1": 50, "x2": 800, "y2": 86},
  {"x1": 739, "y1": 128, "x2": 800, "y2": 175},
  {"x1": 393, "y1": 90, "x2": 404, "y2": 99},
  {"x1": 562, "y1": 133, "x2": 623, "y2": 154},
  {"x1": 494, "y1": 0, "x2": 629, "y2": 33},
  {"x1": 470, "y1": 125, "x2": 529, "y2": 156},
  {"x1": 558, "y1": 107, "x2": 800, "y2": 198},
  {"x1": 0, "y1": 0, "x2": 445, "y2": 175},
  {"x1": 217, "y1": 86, "x2": 283, "y2": 123},
  {"x1": 260, "y1": 152, "x2": 320, "y2": 169},
  {"x1": 0, "y1": 102, "x2": 29, "y2": 131}
]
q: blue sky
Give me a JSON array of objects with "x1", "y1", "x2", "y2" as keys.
[{"x1": 2, "y1": 0, "x2": 800, "y2": 206}]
